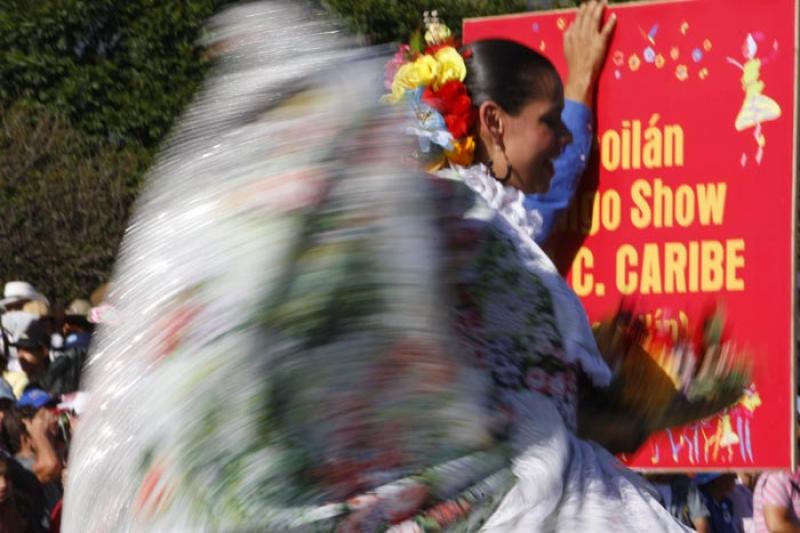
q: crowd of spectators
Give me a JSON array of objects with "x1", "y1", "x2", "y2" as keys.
[{"x1": 0, "y1": 280, "x2": 96, "y2": 532}]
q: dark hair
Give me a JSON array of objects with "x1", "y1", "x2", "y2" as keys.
[
  {"x1": 1, "y1": 408, "x2": 29, "y2": 455},
  {"x1": 463, "y1": 39, "x2": 561, "y2": 116}
]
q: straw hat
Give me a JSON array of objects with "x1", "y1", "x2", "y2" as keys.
[{"x1": 0, "y1": 281, "x2": 48, "y2": 309}]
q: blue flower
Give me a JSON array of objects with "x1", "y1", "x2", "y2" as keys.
[{"x1": 405, "y1": 88, "x2": 454, "y2": 152}]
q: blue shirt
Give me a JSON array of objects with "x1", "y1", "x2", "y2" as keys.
[
  {"x1": 525, "y1": 99, "x2": 593, "y2": 243},
  {"x1": 698, "y1": 490, "x2": 738, "y2": 533}
]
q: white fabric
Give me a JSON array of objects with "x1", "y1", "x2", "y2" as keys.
[
  {"x1": 437, "y1": 164, "x2": 686, "y2": 531},
  {"x1": 440, "y1": 164, "x2": 611, "y2": 387},
  {"x1": 481, "y1": 390, "x2": 690, "y2": 532}
]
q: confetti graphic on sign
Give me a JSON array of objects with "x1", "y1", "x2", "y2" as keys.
[
  {"x1": 639, "y1": 24, "x2": 659, "y2": 45},
  {"x1": 603, "y1": 18, "x2": 714, "y2": 84}
]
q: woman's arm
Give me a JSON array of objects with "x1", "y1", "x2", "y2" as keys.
[
  {"x1": 576, "y1": 400, "x2": 648, "y2": 453},
  {"x1": 528, "y1": 0, "x2": 615, "y2": 243},
  {"x1": 764, "y1": 505, "x2": 800, "y2": 533},
  {"x1": 24, "y1": 410, "x2": 62, "y2": 484}
]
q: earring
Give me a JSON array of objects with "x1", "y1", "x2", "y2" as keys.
[{"x1": 487, "y1": 151, "x2": 512, "y2": 183}]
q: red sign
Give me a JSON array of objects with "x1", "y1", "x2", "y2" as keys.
[{"x1": 465, "y1": 0, "x2": 798, "y2": 470}]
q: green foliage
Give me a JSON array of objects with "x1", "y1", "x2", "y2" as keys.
[
  {"x1": 0, "y1": 0, "x2": 228, "y2": 302},
  {"x1": 0, "y1": 102, "x2": 150, "y2": 304},
  {"x1": 0, "y1": 0, "x2": 226, "y2": 149}
]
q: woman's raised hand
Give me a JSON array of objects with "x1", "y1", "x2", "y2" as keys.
[{"x1": 563, "y1": 0, "x2": 616, "y2": 106}]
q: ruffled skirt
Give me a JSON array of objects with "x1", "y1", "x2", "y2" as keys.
[{"x1": 483, "y1": 391, "x2": 690, "y2": 532}]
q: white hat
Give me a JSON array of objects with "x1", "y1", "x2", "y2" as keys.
[
  {"x1": 66, "y1": 299, "x2": 91, "y2": 317},
  {"x1": 0, "y1": 281, "x2": 49, "y2": 310}
]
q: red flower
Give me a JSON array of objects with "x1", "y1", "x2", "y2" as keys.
[
  {"x1": 421, "y1": 80, "x2": 476, "y2": 139},
  {"x1": 424, "y1": 37, "x2": 459, "y2": 55}
]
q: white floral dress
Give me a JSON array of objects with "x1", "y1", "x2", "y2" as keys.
[{"x1": 437, "y1": 164, "x2": 690, "y2": 532}]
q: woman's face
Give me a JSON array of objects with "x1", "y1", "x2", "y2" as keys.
[{"x1": 502, "y1": 87, "x2": 570, "y2": 194}]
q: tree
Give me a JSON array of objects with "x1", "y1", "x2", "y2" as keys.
[
  {"x1": 0, "y1": 0, "x2": 228, "y2": 303},
  {"x1": 0, "y1": 0, "x2": 226, "y2": 149},
  {"x1": 0, "y1": 102, "x2": 148, "y2": 304}
]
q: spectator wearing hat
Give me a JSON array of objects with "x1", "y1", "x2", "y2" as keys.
[
  {"x1": 13, "y1": 390, "x2": 62, "y2": 484},
  {"x1": 13, "y1": 320, "x2": 51, "y2": 394},
  {"x1": 1, "y1": 398, "x2": 61, "y2": 532},
  {"x1": 0, "y1": 282, "x2": 48, "y2": 313},
  {"x1": 61, "y1": 299, "x2": 92, "y2": 352},
  {"x1": 1, "y1": 282, "x2": 49, "y2": 378},
  {"x1": 1, "y1": 313, "x2": 34, "y2": 399},
  {"x1": 44, "y1": 301, "x2": 93, "y2": 398}
]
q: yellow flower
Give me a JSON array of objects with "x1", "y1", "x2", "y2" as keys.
[
  {"x1": 389, "y1": 55, "x2": 440, "y2": 102},
  {"x1": 425, "y1": 156, "x2": 447, "y2": 173},
  {"x1": 628, "y1": 53, "x2": 641, "y2": 72},
  {"x1": 445, "y1": 136, "x2": 476, "y2": 167},
  {"x1": 434, "y1": 47, "x2": 466, "y2": 88}
]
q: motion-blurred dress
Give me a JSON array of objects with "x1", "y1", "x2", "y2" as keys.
[{"x1": 63, "y1": 2, "x2": 688, "y2": 531}]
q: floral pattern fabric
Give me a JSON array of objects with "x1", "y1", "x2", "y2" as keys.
[{"x1": 438, "y1": 164, "x2": 611, "y2": 431}]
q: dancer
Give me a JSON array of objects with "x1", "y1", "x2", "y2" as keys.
[
  {"x1": 63, "y1": 2, "x2": 745, "y2": 531},
  {"x1": 727, "y1": 33, "x2": 782, "y2": 165}
]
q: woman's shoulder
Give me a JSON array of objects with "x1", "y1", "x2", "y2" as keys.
[{"x1": 428, "y1": 165, "x2": 497, "y2": 223}]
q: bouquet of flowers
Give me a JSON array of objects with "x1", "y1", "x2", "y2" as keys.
[{"x1": 592, "y1": 305, "x2": 752, "y2": 430}]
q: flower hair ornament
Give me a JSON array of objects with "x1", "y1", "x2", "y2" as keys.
[{"x1": 384, "y1": 11, "x2": 476, "y2": 171}]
